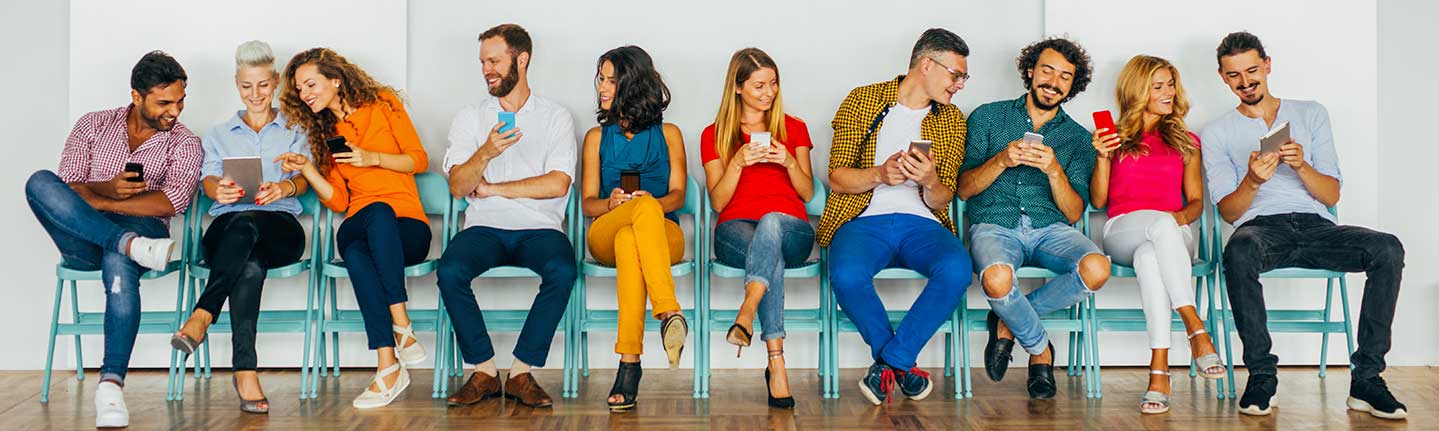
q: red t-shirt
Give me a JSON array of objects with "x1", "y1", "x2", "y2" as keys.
[{"x1": 700, "y1": 115, "x2": 813, "y2": 225}]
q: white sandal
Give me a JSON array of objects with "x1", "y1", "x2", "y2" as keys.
[
  {"x1": 352, "y1": 362, "x2": 409, "y2": 409},
  {"x1": 1187, "y1": 329, "x2": 1226, "y2": 380},
  {"x1": 393, "y1": 324, "x2": 427, "y2": 367},
  {"x1": 1140, "y1": 369, "x2": 1171, "y2": 414}
]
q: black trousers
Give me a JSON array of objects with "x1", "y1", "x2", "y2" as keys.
[
  {"x1": 1222, "y1": 213, "x2": 1405, "y2": 379},
  {"x1": 196, "y1": 210, "x2": 305, "y2": 371}
]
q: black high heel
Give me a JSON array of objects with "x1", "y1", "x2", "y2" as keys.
[
  {"x1": 607, "y1": 361, "x2": 642, "y2": 412},
  {"x1": 725, "y1": 323, "x2": 753, "y2": 357},
  {"x1": 765, "y1": 350, "x2": 795, "y2": 409}
]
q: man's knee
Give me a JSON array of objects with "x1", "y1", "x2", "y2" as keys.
[
  {"x1": 25, "y1": 170, "x2": 62, "y2": 195},
  {"x1": 980, "y1": 264, "x2": 1014, "y2": 299},
  {"x1": 1370, "y1": 232, "x2": 1405, "y2": 265},
  {"x1": 1223, "y1": 231, "x2": 1264, "y2": 275},
  {"x1": 1078, "y1": 253, "x2": 1110, "y2": 291},
  {"x1": 435, "y1": 257, "x2": 476, "y2": 290},
  {"x1": 539, "y1": 256, "x2": 579, "y2": 288}
]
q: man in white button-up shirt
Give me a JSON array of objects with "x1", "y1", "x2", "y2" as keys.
[{"x1": 436, "y1": 24, "x2": 577, "y2": 408}]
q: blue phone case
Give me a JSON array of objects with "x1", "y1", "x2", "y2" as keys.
[{"x1": 498, "y1": 112, "x2": 516, "y2": 133}]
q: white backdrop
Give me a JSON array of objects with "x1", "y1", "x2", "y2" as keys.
[{"x1": 1, "y1": 0, "x2": 1433, "y2": 376}]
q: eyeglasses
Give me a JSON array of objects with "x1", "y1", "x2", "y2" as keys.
[{"x1": 928, "y1": 56, "x2": 970, "y2": 84}]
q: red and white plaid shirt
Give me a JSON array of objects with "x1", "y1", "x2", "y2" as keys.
[{"x1": 58, "y1": 104, "x2": 203, "y2": 222}]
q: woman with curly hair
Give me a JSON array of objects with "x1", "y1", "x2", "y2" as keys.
[
  {"x1": 579, "y1": 45, "x2": 688, "y2": 412},
  {"x1": 274, "y1": 47, "x2": 430, "y2": 409},
  {"x1": 1090, "y1": 55, "x2": 1223, "y2": 414}
]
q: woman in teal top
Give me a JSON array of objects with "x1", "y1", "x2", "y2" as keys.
[{"x1": 580, "y1": 45, "x2": 689, "y2": 412}]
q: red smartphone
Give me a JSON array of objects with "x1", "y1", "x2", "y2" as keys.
[{"x1": 1092, "y1": 110, "x2": 1117, "y2": 138}]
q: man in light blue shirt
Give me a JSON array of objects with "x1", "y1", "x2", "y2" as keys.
[{"x1": 1202, "y1": 32, "x2": 1407, "y2": 420}]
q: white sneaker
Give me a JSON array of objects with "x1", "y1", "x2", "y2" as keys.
[
  {"x1": 126, "y1": 237, "x2": 175, "y2": 271},
  {"x1": 352, "y1": 363, "x2": 409, "y2": 409},
  {"x1": 393, "y1": 324, "x2": 427, "y2": 367},
  {"x1": 94, "y1": 381, "x2": 129, "y2": 428}
]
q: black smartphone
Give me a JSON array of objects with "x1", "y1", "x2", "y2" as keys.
[
  {"x1": 123, "y1": 162, "x2": 144, "y2": 183},
  {"x1": 620, "y1": 170, "x2": 641, "y2": 194},
  {"x1": 326, "y1": 136, "x2": 351, "y2": 155}
]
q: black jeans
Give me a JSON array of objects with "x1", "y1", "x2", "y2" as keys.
[
  {"x1": 436, "y1": 226, "x2": 576, "y2": 367},
  {"x1": 196, "y1": 210, "x2": 305, "y2": 370},
  {"x1": 1223, "y1": 213, "x2": 1404, "y2": 379},
  {"x1": 335, "y1": 203, "x2": 431, "y2": 350}
]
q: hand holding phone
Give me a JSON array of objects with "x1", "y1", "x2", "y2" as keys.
[
  {"x1": 498, "y1": 111, "x2": 516, "y2": 134},
  {"x1": 124, "y1": 162, "x2": 144, "y2": 183},
  {"x1": 1092, "y1": 110, "x2": 1117, "y2": 139},
  {"x1": 620, "y1": 170, "x2": 641, "y2": 194},
  {"x1": 908, "y1": 139, "x2": 932, "y2": 161},
  {"x1": 750, "y1": 132, "x2": 772, "y2": 149},
  {"x1": 326, "y1": 136, "x2": 351, "y2": 156}
]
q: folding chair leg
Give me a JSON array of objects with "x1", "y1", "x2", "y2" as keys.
[
  {"x1": 41, "y1": 279, "x2": 65, "y2": 404},
  {"x1": 1319, "y1": 278, "x2": 1334, "y2": 378},
  {"x1": 1217, "y1": 271, "x2": 1237, "y2": 398},
  {"x1": 69, "y1": 280, "x2": 85, "y2": 382},
  {"x1": 1339, "y1": 277, "x2": 1356, "y2": 371}
]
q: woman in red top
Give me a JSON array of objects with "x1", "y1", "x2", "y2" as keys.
[
  {"x1": 1090, "y1": 55, "x2": 1221, "y2": 414},
  {"x1": 700, "y1": 47, "x2": 814, "y2": 408}
]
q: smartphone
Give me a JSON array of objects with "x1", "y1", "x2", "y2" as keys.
[
  {"x1": 620, "y1": 170, "x2": 641, "y2": 194},
  {"x1": 750, "y1": 132, "x2": 772, "y2": 149},
  {"x1": 908, "y1": 139, "x2": 932, "y2": 160},
  {"x1": 498, "y1": 111, "x2": 516, "y2": 134},
  {"x1": 1022, "y1": 132, "x2": 1045, "y2": 147},
  {"x1": 1259, "y1": 121, "x2": 1289, "y2": 156},
  {"x1": 1092, "y1": 110, "x2": 1117, "y2": 138},
  {"x1": 326, "y1": 136, "x2": 351, "y2": 155},
  {"x1": 123, "y1": 162, "x2": 144, "y2": 183}
]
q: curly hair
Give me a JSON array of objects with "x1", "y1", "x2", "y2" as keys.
[
  {"x1": 1016, "y1": 37, "x2": 1092, "y2": 104},
  {"x1": 595, "y1": 46, "x2": 671, "y2": 134},
  {"x1": 278, "y1": 48, "x2": 398, "y2": 173}
]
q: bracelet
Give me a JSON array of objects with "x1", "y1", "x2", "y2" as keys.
[{"x1": 284, "y1": 178, "x2": 298, "y2": 197}]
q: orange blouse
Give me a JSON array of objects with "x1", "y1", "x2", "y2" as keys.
[{"x1": 320, "y1": 91, "x2": 430, "y2": 224}]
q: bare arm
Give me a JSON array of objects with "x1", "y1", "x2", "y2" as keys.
[
  {"x1": 1172, "y1": 153, "x2": 1204, "y2": 225},
  {"x1": 957, "y1": 140, "x2": 1022, "y2": 200},
  {"x1": 480, "y1": 171, "x2": 571, "y2": 200},
  {"x1": 654, "y1": 124, "x2": 688, "y2": 213},
  {"x1": 580, "y1": 127, "x2": 611, "y2": 218}
]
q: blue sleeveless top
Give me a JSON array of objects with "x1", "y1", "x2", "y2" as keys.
[{"x1": 598, "y1": 123, "x2": 677, "y2": 221}]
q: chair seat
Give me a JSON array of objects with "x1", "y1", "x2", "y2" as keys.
[
  {"x1": 1110, "y1": 261, "x2": 1216, "y2": 278},
  {"x1": 581, "y1": 259, "x2": 693, "y2": 277},
  {"x1": 322, "y1": 259, "x2": 437, "y2": 278},
  {"x1": 478, "y1": 266, "x2": 541, "y2": 278},
  {"x1": 1262, "y1": 267, "x2": 1344, "y2": 278},
  {"x1": 708, "y1": 261, "x2": 820, "y2": 278},
  {"x1": 189, "y1": 260, "x2": 311, "y2": 280},
  {"x1": 57, "y1": 261, "x2": 182, "y2": 280},
  {"x1": 875, "y1": 267, "x2": 923, "y2": 279}
]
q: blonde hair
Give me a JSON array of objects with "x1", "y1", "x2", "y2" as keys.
[
  {"x1": 1113, "y1": 55, "x2": 1198, "y2": 160},
  {"x1": 235, "y1": 40, "x2": 275, "y2": 70},
  {"x1": 712, "y1": 48, "x2": 787, "y2": 163}
]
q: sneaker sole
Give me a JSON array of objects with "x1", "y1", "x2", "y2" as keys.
[
  {"x1": 857, "y1": 380, "x2": 883, "y2": 406},
  {"x1": 906, "y1": 381, "x2": 933, "y2": 401},
  {"x1": 1238, "y1": 395, "x2": 1277, "y2": 416},
  {"x1": 1347, "y1": 396, "x2": 1408, "y2": 420}
]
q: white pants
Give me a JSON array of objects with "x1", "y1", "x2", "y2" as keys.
[{"x1": 1102, "y1": 210, "x2": 1195, "y2": 349}]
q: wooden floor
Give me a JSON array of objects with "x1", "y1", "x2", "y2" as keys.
[{"x1": 5, "y1": 366, "x2": 1433, "y2": 430}]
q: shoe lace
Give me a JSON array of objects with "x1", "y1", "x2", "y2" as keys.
[
  {"x1": 906, "y1": 367, "x2": 931, "y2": 380},
  {"x1": 878, "y1": 367, "x2": 896, "y2": 405}
]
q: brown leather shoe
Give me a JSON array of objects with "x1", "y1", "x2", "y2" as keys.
[
  {"x1": 446, "y1": 372, "x2": 501, "y2": 406},
  {"x1": 502, "y1": 372, "x2": 554, "y2": 408}
]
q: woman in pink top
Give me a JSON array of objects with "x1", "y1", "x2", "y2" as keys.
[{"x1": 1090, "y1": 55, "x2": 1223, "y2": 415}]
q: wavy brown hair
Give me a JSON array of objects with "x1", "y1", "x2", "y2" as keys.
[
  {"x1": 279, "y1": 47, "x2": 398, "y2": 172},
  {"x1": 1113, "y1": 55, "x2": 1197, "y2": 160},
  {"x1": 712, "y1": 48, "x2": 787, "y2": 164}
]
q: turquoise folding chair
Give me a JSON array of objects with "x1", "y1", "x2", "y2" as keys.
[
  {"x1": 41, "y1": 208, "x2": 192, "y2": 403},
  {"x1": 1087, "y1": 204, "x2": 1230, "y2": 398},
  {"x1": 1214, "y1": 206, "x2": 1352, "y2": 399},
  {"x1": 568, "y1": 176, "x2": 705, "y2": 399},
  {"x1": 697, "y1": 177, "x2": 828, "y2": 399},
  {"x1": 171, "y1": 191, "x2": 323, "y2": 400},
  {"x1": 822, "y1": 199, "x2": 965, "y2": 399},
  {"x1": 430, "y1": 188, "x2": 582, "y2": 398},
  {"x1": 309, "y1": 172, "x2": 456, "y2": 399},
  {"x1": 958, "y1": 202, "x2": 1100, "y2": 399}
]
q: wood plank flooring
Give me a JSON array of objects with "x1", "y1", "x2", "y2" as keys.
[{"x1": 3, "y1": 366, "x2": 1432, "y2": 430}]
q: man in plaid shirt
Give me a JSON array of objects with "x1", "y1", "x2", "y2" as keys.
[{"x1": 23, "y1": 51, "x2": 201, "y2": 428}]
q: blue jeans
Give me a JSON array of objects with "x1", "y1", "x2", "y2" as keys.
[
  {"x1": 970, "y1": 215, "x2": 1103, "y2": 355},
  {"x1": 713, "y1": 213, "x2": 815, "y2": 341},
  {"x1": 829, "y1": 214, "x2": 971, "y2": 370},
  {"x1": 437, "y1": 226, "x2": 576, "y2": 367},
  {"x1": 335, "y1": 202, "x2": 431, "y2": 350},
  {"x1": 25, "y1": 170, "x2": 170, "y2": 383}
]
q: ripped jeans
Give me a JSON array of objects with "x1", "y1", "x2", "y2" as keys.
[
  {"x1": 25, "y1": 170, "x2": 170, "y2": 384},
  {"x1": 970, "y1": 215, "x2": 1103, "y2": 355}
]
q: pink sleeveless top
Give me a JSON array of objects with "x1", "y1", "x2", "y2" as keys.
[{"x1": 1106, "y1": 131, "x2": 1199, "y2": 218}]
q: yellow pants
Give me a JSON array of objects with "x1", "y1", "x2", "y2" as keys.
[{"x1": 587, "y1": 195, "x2": 685, "y2": 355}]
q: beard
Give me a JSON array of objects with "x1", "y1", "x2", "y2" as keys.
[
  {"x1": 139, "y1": 106, "x2": 174, "y2": 131},
  {"x1": 487, "y1": 60, "x2": 520, "y2": 97},
  {"x1": 1028, "y1": 83, "x2": 1065, "y2": 111},
  {"x1": 1237, "y1": 82, "x2": 1264, "y2": 106}
]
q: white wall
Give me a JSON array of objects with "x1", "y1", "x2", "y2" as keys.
[{"x1": 1, "y1": 0, "x2": 1432, "y2": 373}]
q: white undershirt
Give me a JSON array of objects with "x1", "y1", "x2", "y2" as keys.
[{"x1": 858, "y1": 103, "x2": 936, "y2": 221}]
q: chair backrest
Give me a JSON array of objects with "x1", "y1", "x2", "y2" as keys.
[
  {"x1": 804, "y1": 176, "x2": 827, "y2": 217},
  {"x1": 414, "y1": 172, "x2": 452, "y2": 216},
  {"x1": 674, "y1": 176, "x2": 703, "y2": 216}
]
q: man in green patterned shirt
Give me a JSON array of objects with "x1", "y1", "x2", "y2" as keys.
[{"x1": 957, "y1": 37, "x2": 1109, "y2": 399}]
